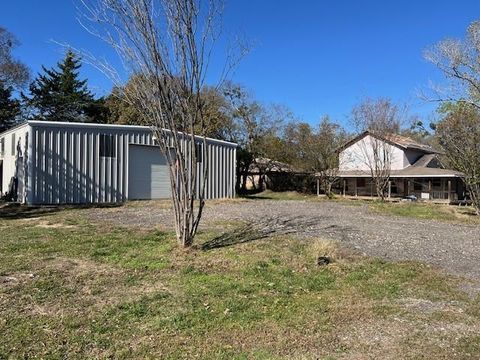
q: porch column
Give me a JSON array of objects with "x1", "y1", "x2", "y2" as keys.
[
  {"x1": 316, "y1": 178, "x2": 320, "y2": 196},
  {"x1": 428, "y1": 179, "x2": 432, "y2": 200},
  {"x1": 354, "y1": 179, "x2": 358, "y2": 197},
  {"x1": 388, "y1": 181, "x2": 391, "y2": 199},
  {"x1": 342, "y1": 179, "x2": 346, "y2": 197}
]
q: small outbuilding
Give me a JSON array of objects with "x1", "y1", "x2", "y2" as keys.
[{"x1": 0, "y1": 121, "x2": 237, "y2": 204}]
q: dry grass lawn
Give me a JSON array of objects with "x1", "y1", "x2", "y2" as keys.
[{"x1": 1, "y1": 205, "x2": 479, "y2": 359}]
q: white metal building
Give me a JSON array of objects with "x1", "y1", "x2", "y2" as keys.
[{"x1": 0, "y1": 121, "x2": 237, "y2": 204}]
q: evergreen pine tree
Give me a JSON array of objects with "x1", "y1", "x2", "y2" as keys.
[
  {"x1": 23, "y1": 50, "x2": 101, "y2": 122},
  {"x1": 0, "y1": 81, "x2": 20, "y2": 132}
]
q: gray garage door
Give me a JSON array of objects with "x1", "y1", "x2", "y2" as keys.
[{"x1": 128, "y1": 145, "x2": 172, "y2": 199}]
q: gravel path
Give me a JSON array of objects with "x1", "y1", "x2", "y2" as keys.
[{"x1": 88, "y1": 200, "x2": 480, "y2": 281}]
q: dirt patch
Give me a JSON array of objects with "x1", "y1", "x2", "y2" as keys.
[
  {"x1": 0, "y1": 272, "x2": 35, "y2": 287},
  {"x1": 397, "y1": 297, "x2": 466, "y2": 314},
  {"x1": 85, "y1": 199, "x2": 480, "y2": 282},
  {"x1": 17, "y1": 217, "x2": 78, "y2": 229},
  {"x1": 0, "y1": 257, "x2": 170, "y2": 317}
]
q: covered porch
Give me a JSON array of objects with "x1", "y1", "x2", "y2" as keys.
[{"x1": 337, "y1": 176, "x2": 466, "y2": 203}]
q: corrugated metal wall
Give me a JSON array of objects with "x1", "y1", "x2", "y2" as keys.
[{"x1": 28, "y1": 122, "x2": 236, "y2": 204}]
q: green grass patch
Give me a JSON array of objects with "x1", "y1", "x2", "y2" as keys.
[
  {"x1": 368, "y1": 201, "x2": 480, "y2": 224},
  {"x1": 0, "y1": 207, "x2": 478, "y2": 359}
]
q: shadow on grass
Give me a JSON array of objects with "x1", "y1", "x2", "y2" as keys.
[
  {"x1": 0, "y1": 202, "x2": 123, "y2": 220},
  {"x1": 201, "y1": 216, "x2": 316, "y2": 251},
  {"x1": 201, "y1": 225, "x2": 266, "y2": 251},
  {"x1": 240, "y1": 194, "x2": 274, "y2": 200}
]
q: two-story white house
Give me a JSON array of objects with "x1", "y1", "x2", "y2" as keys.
[{"x1": 336, "y1": 131, "x2": 465, "y2": 202}]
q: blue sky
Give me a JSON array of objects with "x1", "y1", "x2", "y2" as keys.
[{"x1": 2, "y1": 0, "x2": 480, "y2": 127}]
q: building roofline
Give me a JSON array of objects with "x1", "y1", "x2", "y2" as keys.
[
  {"x1": 337, "y1": 130, "x2": 439, "y2": 154},
  {"x1": 23, "y1": 120, "x2": 238, "y2": 147},
  {"x1": 0, "y1": 122, "x2": 30, "y2": 138}
]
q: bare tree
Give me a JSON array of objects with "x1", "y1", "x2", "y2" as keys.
[
  {"x1": 423, "y1": 19, "x2": 480, "y2": 109},
  {"x1": 435, "y1": 103, "x2": 480, "y2": 215},
  {"x1": 424, "y1": 19, "x2": 480, "y2": 215},
  {"x1": 77, "y1": 0, "x2": 246, "y2": 247},
  {"x1": 0, "y1": 27, "x2": 30, "y2": 89},
  {"x1": 315, "y1": 116, "x2": 346, "y2": 198},
  {"x1": 351, "y1": 97, "x2": 402, "y2": 200},
  {"x1": 223, "y1": 84, "x2": 281, "y2": 193}
]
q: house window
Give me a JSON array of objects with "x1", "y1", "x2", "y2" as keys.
[
  {"x1": 195, "y1": 143, "x2": 203, "y2": 163},
  {"x1": 100, "y1": 134, "x2": 116, "y2": 158},
  {"x1": 391, "y1": 181, "x2": 398, "y2": 194},
  {"x1": 356, "y1": 178, "x2": 366, "y2": 187},
  {"x1": 11, "y1": 133, "x2": 15, "y2": 155},
  {"x1": 433, "y1": 178, "x2": 442, "y2": 188}
]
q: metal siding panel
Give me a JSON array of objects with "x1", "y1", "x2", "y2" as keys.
[
  {"x1": 221, "y1": 146, "x2": 225, "y2": 198},
  {"x1": 211, "y1": 144, "x2": 216, "y2": 199},
  {"x1": 113, "y1": 133, "x2": 118, "y2": 201},
  {"x1": 72, "y1": 131, "x2": 76, "y2": 203},
  {"x1": 109, "y1": 134, "x2": 114, "y2": 202},
  {"x1": 33, "y1": 130, "x2": 38, "y2": 202},
  {"x1": 49, "y1": 130, "x2": 54, "y2": 203},
  {"x1": 67, "y1": 132, "x2": 71, "y2": 203},
  {"x1": 213, "y1": 144, "x2": 217, "y2": 199},
  {"x1": 95, "y1": 133, "x2": 99, "y2": 203},
  {"x1": 115, "y1": 134, "x2": 121, "y2": 202},
  {"x1": 58, "y1": 131, "x2": 63, "y2": 203},
  {"x1": 124, "y1": 134, "x2": 129, "y2": 200},
  {"x1": 74, "y1": 131, "x2": 79, "y2": 203},
  {"x1": 76, "y1": 130, "x2": 80, "y2": 202},
  {"x1": 233, "y1": 147, "x2": 237, "y2": 197},
  {"x1": 67, "y1": 130, "x2": 71, "y2": 203},
  {"x1": 222, "y1": 147, "x2": 226, "y2": 198},
  {"x1": 39, "y1": 130, "x2": 43, "y2": 203},
  {"x1": 228, "y1": 147, "x2": 232, "y2": 197},
  {"x1": 82, "y1": 132, "x2": 87, "y2": 202},
  {"x1": 211, "y1": 144, "x2": 214, "y2": 199},
  {"x1": 210, "y1": 144, "x2": 214, "y2": 199},
  {"x1": 207, "y1": 143, "x2": 211, "y2": 199},
  {"x1": 196, "y1": 143, "x2": 200, "y2": 199},
  {"x1": 87, "y1": 132, "x2": 92, "y2": 202},
  {"x1": 53, "y1": 131, "x2": 59, "y2": 203},
  {"x1": 90, "y1": 131, "x2": 94, "y2": 202},
  {"x1": 44, "y1": 130, "x2": 49, "y2": 203},
  {"x1": 100, "y1": 157, "x2": 105, "y2": 203},
  {"x1": 218, "y1": 146, "x2": 222, "y2": 198},
  {"x1": 62, "y1": 131, "x2": 68, "y2": 203},
  {"x1": 215, "y1": 145, "x2": 219, "y2": 199},
  {"x1": 39, "y1": 130, "x2": 44, "y2": 203},
  {"x1": 230, "y1": 147, "x2": 234, "y2": 197}
]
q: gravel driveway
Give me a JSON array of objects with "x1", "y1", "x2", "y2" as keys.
[{"x1": 88, "y1": 199, "x2": 480, "y2": 281}]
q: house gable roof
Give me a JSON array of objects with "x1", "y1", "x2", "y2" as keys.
[{"x1": 338, "y1": 131, "x2": 439, "y2": 154}]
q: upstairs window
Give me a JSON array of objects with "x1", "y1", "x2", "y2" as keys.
[
  {"x1": 100, "y1": 134, "x2": 116, "y2": 158},
  {"x1": 11, "y1": 133, "x2": 15, "y2": 155}
]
